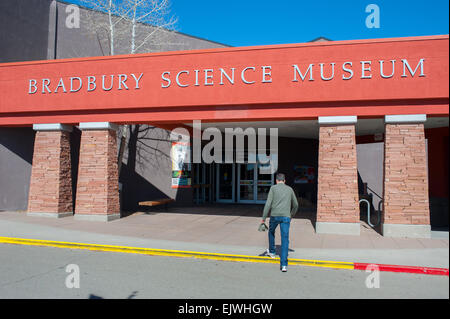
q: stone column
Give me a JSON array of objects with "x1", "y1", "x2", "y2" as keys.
[
  {"x1": 382, "y1": 114, "x2": 431, "y2": 238},
  {"x1": 74, "y1": 122, "x2": 120, "y2": 221},
  {"x1": 316, "y1": 116, "x2": 360, "y2": 235},
  {"x1": 27, "y1": 124, "x2": 73, "y2": 218}
]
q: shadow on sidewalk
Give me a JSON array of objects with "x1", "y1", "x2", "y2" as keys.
[{"x1": 125, "y1": 203, "x2": 317, "y2": 224}]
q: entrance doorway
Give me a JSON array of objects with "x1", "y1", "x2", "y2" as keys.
[
  {"x1": 214, "y1": 162, "x2": 274, "y2": 204},
  {"x1": 237, "y1": 163, "x2": 274, "y2": 203},
  {"x1": 193, "y1": 163, "x2": 213, "y2": 204},
  {"x1": 215, "y1": 163, "x2": 235, "y2": 203}
]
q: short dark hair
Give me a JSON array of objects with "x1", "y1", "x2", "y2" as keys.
[{"x1": 276, "y1": 173, "x2": 285, "y2": 181}]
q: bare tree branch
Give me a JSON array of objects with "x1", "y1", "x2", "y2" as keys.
[
  {"x1": 80, "y1": 0, "x2": 178, "y2": 55},
  {"x1": 78, "y1": 0, "x2": 180, "y2": 177}
]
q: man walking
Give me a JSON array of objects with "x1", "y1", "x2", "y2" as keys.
[{"x1": 261, "y1": 173, "x2": 298, "y2": 272}]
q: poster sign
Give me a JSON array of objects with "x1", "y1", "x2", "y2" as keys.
[
  {"x1": 171, "y1": 142, "x2": 191, "y2": 188},
  {"x1": 293, "y1": 165, "x2": 315, "y2": 184}
]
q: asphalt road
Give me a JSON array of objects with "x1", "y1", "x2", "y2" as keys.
[{"x1": 0, "y1": 243, "x2": 448, "y2": 299}]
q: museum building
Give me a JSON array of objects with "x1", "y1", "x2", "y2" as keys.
[{"x1": 0, "y1": 0, "x2": 448, "y2": 238}]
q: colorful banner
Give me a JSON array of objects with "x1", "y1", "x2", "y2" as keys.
[{"x1": 171, "y1": 142, "x2": 191, "y2": 188}]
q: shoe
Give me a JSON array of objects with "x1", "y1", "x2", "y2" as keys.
[
  {"x1": 266, "y1": 249, "x2": 276, "y2": 258},
  {"x1": 281, "y1": 266, "x2": 287, "y2": 272}
]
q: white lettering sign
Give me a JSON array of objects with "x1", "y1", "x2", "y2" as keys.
[
  {"x1": 27, "y1": 58, "x2": 426, "y2": 94},
  {"x1": 28, "y1": 73, "x2": 144, "y2": 94}
]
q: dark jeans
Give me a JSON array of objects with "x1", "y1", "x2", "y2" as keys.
[{"x1": 268, "y1": 216, "x2": 291, "y2": 267}]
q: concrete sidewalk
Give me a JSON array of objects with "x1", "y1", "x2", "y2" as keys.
[{"x1": 0, "y1": 208, "x2": 448, "y2": 268}]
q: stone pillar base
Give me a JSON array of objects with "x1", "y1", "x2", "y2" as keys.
[
  {"x1": 382, "y1": 115, "x2": 431, "y2": 237},
  {"x1": 74, "y1": 214, "x2": 120, "y2": 222},
  {"x1": 316, "y1": 116, "x2": 360, "y2": 235},
  {"x1": 75, "y1": 122, "x2": 120, "y2": 221},
  {"x1": 382, "y1": 223, "x2": 431, "y2": 238},
  {"x1": 27, "y1": 212, "x2": 73, "y2": 218},
  {"x1": 315, "y1": 222, "x2": 361, "y2": 235},
  {"x1": 27, "y1": 124, "x2": 73, "y2": 216}
]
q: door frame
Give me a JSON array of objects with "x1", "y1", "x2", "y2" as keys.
[
  {"x1": 215, "y1": 163, "x2": 235, "y2": 203},
  {"x1": 237, "y1": 163, "x2": 256, "y2": 203},
  {"x1": 255, "y1": 163, "x2": 274, "y2": 204},
  {"x1": 237, "y1": 163, "x2": 274, "y2": 204}
]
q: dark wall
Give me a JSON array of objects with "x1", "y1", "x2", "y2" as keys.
[
  {"x1": 426, "y1": 127, "x2": 449, "y2": 227},
  {"x1": 70, "y1": 127, "x2": 81, "y2": 209},
  {"x1": 277, "y1": 137, "x2": 319, "y2": 205},
  {"x1": 0, "y1": 128, "x2": 35, "y2": 210},
  {"x1": 119, "y1": 125, "x2": 193, "y2": 211},
  {"x1": 0, "y1": 0, "x2": 51, "y2": 63}
]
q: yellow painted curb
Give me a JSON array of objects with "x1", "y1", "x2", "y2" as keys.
[{"x1": 0, "y1": 236, "x2": 354, "y2": 270}]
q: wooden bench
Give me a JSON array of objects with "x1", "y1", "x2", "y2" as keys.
[{"x1": 139, "y1": 198, "x2": 174, "y2": 211}]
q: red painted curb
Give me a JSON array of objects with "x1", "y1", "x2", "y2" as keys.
[{"x1": 354, "y1": 262, "x2": 449, "y2": 276}]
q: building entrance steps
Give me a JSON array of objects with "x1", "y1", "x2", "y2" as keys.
[{"x1": 0, "y1": 206, "x2": 448, "y2": 269}]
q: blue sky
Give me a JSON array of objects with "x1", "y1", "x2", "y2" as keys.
[{"x1": 67, "y1": 0, "x2": 449, "y2": 47}]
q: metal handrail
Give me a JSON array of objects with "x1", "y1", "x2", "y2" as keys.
[
  {"x1": 378, "y1": 200, "x2": 383, "y2": 216},
  {"x1": 359, "y1": 198, "x2": 381, "y2": 228}
]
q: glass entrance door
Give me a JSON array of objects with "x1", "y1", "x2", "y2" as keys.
[
  {"x1": 237, "y1": 163, "x2": 273, "y2": 204},
  {"x1": 194, "y1": 163, "x2": 210, "y2": 204},
  {"x1": 216, "y1": 163, "x2": 235, "y2": 203},
  {"x1": 238, "y1": 164, "x2": 256, "y2": 203},
  {"x1": 256, "y1": 163, "x2": 273, "y2": 203}
]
